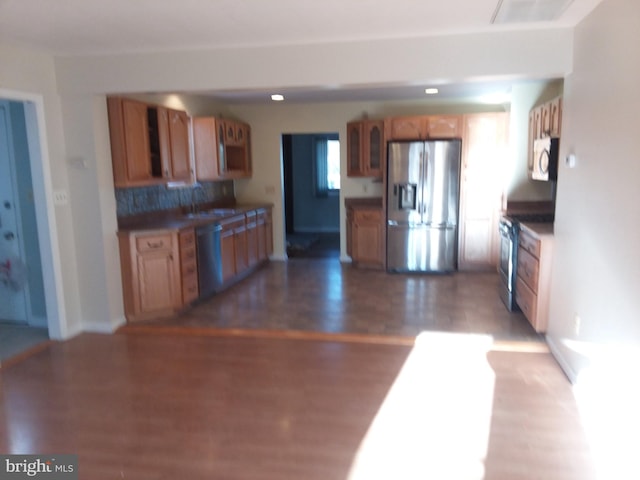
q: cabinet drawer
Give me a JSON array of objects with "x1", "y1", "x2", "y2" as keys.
[
  {"x1": 179, "y1": 229, "x2": 196, "y2": 248},
  {"x1": 354, "y1": 209, "x2": 382, "y2": 223},
  {"x1": 519, "y1": 231, "x2": 541, "y2": 258},
  {"x1": 136, "y1": 233, "x2": 173, "y2": 252},
  {"x1": 182, "y1": 276, "x2": 199, "y2": 303},
  {"x1": 517, "y1": 247, "x2": 539, "y2": 293},
  {"x1": 180, "y1": 246, "x2": 196, "y2": 264},
  {"x1": 516, "y1": 276, "x2": 537, "y2": 325},
  {"x1": 181, "y1": 258, "x2": 197, "y2": 277}
]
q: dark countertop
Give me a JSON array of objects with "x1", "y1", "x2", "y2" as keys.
[
  {"x1": 117, "y1": 203, "x2": 273, "y2": 234},
  {"x1": 344, "y1": 197, "x2": 383, "y2": 209},
  {"x1": 520, "y1": 222, "x2": 554, "y2": 238}
]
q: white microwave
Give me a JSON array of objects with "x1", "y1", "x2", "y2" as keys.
[{"x1": 532, "y1": 137, "x2": 559, "y2": 181}]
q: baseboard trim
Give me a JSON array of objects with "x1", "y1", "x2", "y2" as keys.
[
  {"x1": 83, "y1": 316, "x2": 127, "y2": 335},
  {"x1": 546, "y1": 334, "x2": 579, "y2": 384}
]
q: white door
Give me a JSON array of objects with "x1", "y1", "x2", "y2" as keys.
[{"x1": 0, "y1": 101, "x2": 28, "y2": 324}]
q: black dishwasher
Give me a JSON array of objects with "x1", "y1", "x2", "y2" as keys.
[{"x1": 195, "y1": 223, "x2": 223, "y2": 299}]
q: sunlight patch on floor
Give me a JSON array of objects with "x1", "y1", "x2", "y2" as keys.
[{"x1": 348, "y1": 331, "x2": 496, "y2": 480}]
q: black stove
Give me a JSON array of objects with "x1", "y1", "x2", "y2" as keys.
[{"x1": 504, "y1": 213, "x2": 555, "y2": 224}]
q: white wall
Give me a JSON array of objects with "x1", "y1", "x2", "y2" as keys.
[
  {"x1": 547, "y1": 0, "x2": 640, "y2": 380},
  {"x1": 0, "y1": 45, "x2": 82, "y2": 339}
]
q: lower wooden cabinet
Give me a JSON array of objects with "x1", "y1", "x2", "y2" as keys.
[
  {"x1": 179, "y1": 228, "x2": 199, "y2": 305},
  {"x1": 515, "y1": 224, "x2": 554, "y2": 333},
  {"x1": 118, "y1": 230, "x2": 182, "y2": 322},
  {"x1": 218, "y1": 207, "x2": 272, "y2": 288},
  {"x1": 346, "y1": 203, "x2": 384, "y2": 269}
]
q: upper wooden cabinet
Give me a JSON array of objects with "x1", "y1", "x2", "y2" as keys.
[
  {"x1": 192, "y1": 116, "x2": 252, "y2": 181},
  {"x1": 528, "y1": 96, "x2": 562, "y2": 173},
  {"x1": 167, "y1": 108, "x2": 191, "y2": 181},
  {"x1": 107, "y1": 97, "x2": 192, "y2": 187},
  {"x1": 346, "y1": 120, "x2": 384, "y2": 178},
  {"x1": 385, "y1": 114, "x2": 462, "y2": 141}
]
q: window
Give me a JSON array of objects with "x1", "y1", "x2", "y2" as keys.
[{"x1": 315, "y1": 136, "x2": 340, "y2": 196}]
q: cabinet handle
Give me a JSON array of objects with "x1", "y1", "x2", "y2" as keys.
[{"x1": 147, "y1": 241, "x2": 164, "y2": 249}]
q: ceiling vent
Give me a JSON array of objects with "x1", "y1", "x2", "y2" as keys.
[{"x1": 491, "y1": 0, "x2": 575, "y2": 23}]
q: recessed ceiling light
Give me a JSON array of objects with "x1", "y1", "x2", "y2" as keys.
[
  {"x1": 425, "y1": 88, "x2": 439, "y2": 95},
  {"x1": 271, "y1": 94, "x2": 284, "y2": 101}
]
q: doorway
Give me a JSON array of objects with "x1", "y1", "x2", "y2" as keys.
[
  {"x1": 282, "y1": 133, "x2": 340, "y2": 259},
  {"x1": 0, "y1": 98, "x2": 50, "y2": 362}
]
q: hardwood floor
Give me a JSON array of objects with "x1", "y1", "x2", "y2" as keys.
[
  {"x1": 127, "y1": 259, "x2": 543, "y2": 345},
  {"x1": 0, "y1": 261, "x2": 597, "y2": 478},
  {"x1": 0, "y1": 333, "x2": 595, "y2": 479}
]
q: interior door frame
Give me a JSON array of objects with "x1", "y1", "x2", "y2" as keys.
[
  {"x1": 0, "y1": 88, "x2": 66, "y2": 340},
  {"x1": 0, "y1": 100, "x2": 30, "y2": 324}
]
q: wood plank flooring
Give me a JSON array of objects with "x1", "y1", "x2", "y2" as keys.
[
  {"x1": 126, "y1": 259, "x2": 543, "y2": 345},
  {"x1": 0, "y1": 261, "x2": 597, "y2": 478},
  {"x1": 0, "y1": 333, "x2": 595, "y2": 479}
]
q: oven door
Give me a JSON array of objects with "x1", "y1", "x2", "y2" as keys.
[{"x1": 498, "y1": 221, "x2": 513, "y2": 284}]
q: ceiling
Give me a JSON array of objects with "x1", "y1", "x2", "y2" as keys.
[{"x1": 0, "y1": 0, "x2": 604, "y2": 103}]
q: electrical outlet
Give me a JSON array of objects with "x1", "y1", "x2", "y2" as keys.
[{"x1": 53, "y1": 190, "x2": 69, "y2": 206}]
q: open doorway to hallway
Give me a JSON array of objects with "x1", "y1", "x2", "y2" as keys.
[{"x1": 282, "y1": 133, "x2": 340, "y2": 259}]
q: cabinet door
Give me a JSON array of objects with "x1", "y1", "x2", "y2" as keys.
[
  {"x1": 217, "y1": 120, "x2": 227, "y2": 175},
  {"x1": 352, "y1": 209, "x2": 383, "y2": 267},
  {"x1": 363, "y1": 121, "x2": 384, "y2": 177},
  {"x1": 135, "y1": 241, "x2": 179, "y2": 314},
  {"x1": 224, "y1": 120, "x2": 238, "y2": 145},
  {"x1": 549, "y1": 97, "x2": 562, "y2": 137},
  {"x1": 168, "y1": 109, "x2": 191, "y2": 180},
  {"x1": 246, "y1": 221, "x2": 258, "y2": 267},
  {"x1": 388, "y1": 116, "x2": 427, "y2": 140},
  {"x1": 347, "y1": 121, "x2": 363, "y2": 176},
  {"x1": 427, "y1": 115, "x2": 462, "y2": 138},
  {"x1": 220, "y1": 229, "x2": 236, "y2": 283},
  {"x1": 458, "y1": 113, "x2": 508, "y2": 271},
  {"x1": 265, "y1": 209, "x2": 273, "y2": 256},
  {"x1": 234, "y1": 224, "x2": 248, "y2": 273},
  {"x1": 257, "y1": 215, "x2": 267, "y2": 261},
  {"x1": 540, "y1": 103, "x2": 551, "y2": 138},
  {"x1": 122, "y1": 99, "x2": 153, "y2": 183},
  {"x1": 193, "y1": 117, "x2": 222, "y2": 181}
]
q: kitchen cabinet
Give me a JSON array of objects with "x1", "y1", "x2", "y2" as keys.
[
  {"x1": 117, "y1": 230, "x2": 182, "y2": 322},
  {"x1": 458, "y1": 112, "x2": 509, "y2": 271},
  {"x1": 219, "y1": 215, "x2": 245, "y2": 283},
  {"x1": 193, "y1": 117, "x2": 223, "y2": 181},
  {"x1": 254, "y1": 208, "x2": 274, "y2": 261},
  {"x1": 385, "y1": 114, "x2": 461, "y2": 141},
  {"x1": 166, "y1": 108, "x2": 191, "y2": 181},
  {"x1": 179, "y1": 228, "x2": 199, "y2": 305},
  {"x1": 515, "y1": 224, "x2": 554, "y2": 333},
  {"x1": 346, "y1": 120, "x2": 384, "y2": 177},
  {"x1": 192, "y1": 116, "x2": 252, "y2": 180},
  {"x1": 528, "y1": 96, "x2": 562, "y2": 174},
  {"x1": 346, "y1": 203, "x2": 384, "y2": 269},
  {"x1": 107, "y1": 97, "x2": 192, "y2": 187},
  {"x1": 246, "y1": 210, "x2": 259, "y2": 267}
]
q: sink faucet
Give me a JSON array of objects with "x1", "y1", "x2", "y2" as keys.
[{"x1": 190, "y1": 182, "x2": 205, "y2": 214}]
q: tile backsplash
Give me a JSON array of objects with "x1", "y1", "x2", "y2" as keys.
[{"x1": 116, "y1": 180, "x2": 234, "y2": 217}]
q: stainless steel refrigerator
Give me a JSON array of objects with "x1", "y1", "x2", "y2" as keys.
[{"x1": 386, "y1": 139, "x2": 461, "y2": 272}]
